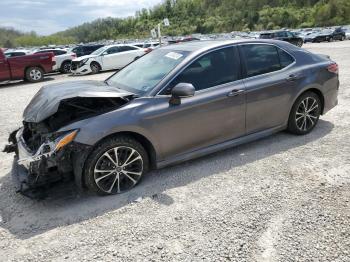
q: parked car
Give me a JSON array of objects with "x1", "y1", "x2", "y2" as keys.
[
  {"x1": 142, "y1": 42, "x2": 160, "y2": 49},
  {"x1": 68, "y1": 44, "x2": 105, "y2": 57},
  {"x1": 71, "y1": 44, "x2": 146, "y2": 75},
  {"x1": 5, "y1": 40, "x2": 339, "y2": 196},
  {"x1": 310, "y1": 28, "x2": 346, "y2": 42},
  {"x1": 33, "y1": 48, "x2": 76, "y2": 73},
  {"x1": 259, "y1": 30, "x2": 303, "y2": 47},
  {"x1": 0, "y1": 48, "x2": 55, "y2": 83},
  {"x1": 341, "y1": 27, "x2": 350, "y2": 40},
  {"x1": 4, "y1": 50, "x2": 30, "y2": 58},
  {"x1": 303, "y1": 32, "x2": 321, "y2": 43}
]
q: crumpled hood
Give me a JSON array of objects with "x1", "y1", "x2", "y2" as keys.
[{"x1": 23, "y1": 80, "x2": 133, "y2": 123}]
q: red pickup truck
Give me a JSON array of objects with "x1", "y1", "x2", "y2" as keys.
[{"x1": 0, "y1": 48, "x2": 56, "y2": 83}]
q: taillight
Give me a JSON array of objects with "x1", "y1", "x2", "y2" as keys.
[
  {"x1": 327, "y1": 63, "x2": 338, "y2": 74},
  {"x1": 144, "y1": 48, "x2": 152, "y2": 53}
]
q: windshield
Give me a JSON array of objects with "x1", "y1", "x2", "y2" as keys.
[
  {"x1": 106, "y1": 49, "x2": 190, "y2": 95},
  {"x1": 91, "y1": 46, "x2": 109, "y2": 56}
]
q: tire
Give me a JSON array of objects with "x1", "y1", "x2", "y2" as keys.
[
  {"x1": 287, "y1": 92, "x2": 322, "y2": 135},
  {"x1": 90, "y1": 62, "x2": 101, "y2": 74},
  {"x1": 84, "y1": 136, "x2": 149, "y2": 195},
  {"x1": 341, "y1": 36, "x2": 345, "y2": 41},
  {"x1": 297, "y1": 40, "x2": 303, "y2": 47},
  {"x1": 328, "y1": 37, "x2": 333, "y2": 42},
  {"x1": 25, "y1": 66, "x2": 44, "y2": 82},
  {"x1": 60, "y1": 61, "x2": 72, "y2": 74}
]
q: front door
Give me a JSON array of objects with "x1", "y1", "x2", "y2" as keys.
[{"x1": 150, "y1": 46, "x2": 246, "y2": 160}]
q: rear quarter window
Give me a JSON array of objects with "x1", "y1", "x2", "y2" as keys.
[{"x1": 277, "y1": 48, "x2": 295, "y2": 68}]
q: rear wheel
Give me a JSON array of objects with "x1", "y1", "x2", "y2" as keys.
[
  {"x1": 328, "y1": 37, "x2": 333, "y2": 42},
  {"x1": 90, "y1": 62, "x2": 101, "y2": 74},
  {"x1": 296, "y1": 40, "x2": 303, "y2": 47},
  {"x1": 25, "y1": 67, "x2": 44, "y2": 82},
  {"x1": 341, "y1": 36, "x2": 345, "y2": 41},
  {"x1": 288, "y1": 92, "x2": 322, "y2": 135},
  {"x1": 60, "y1": 61, "x2": 72, "y2": 74},
  {"x1": 84, "y1": 136, "x2": 149, "y2": 195}
]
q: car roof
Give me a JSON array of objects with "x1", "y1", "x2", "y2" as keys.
[{"x1": 161, "y1": 39, "x2": 293, "y2": 53}]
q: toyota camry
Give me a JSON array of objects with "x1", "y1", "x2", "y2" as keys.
[{"x1": 4, "y1": 40, "x2": 339, "y2": 196}]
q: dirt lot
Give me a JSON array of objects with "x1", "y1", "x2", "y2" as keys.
[{"x1": 0, "y1": 41, "x2": 349, "y2": 262}]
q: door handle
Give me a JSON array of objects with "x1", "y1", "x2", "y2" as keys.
[
  {"x1": 227, "y1": 89, "x2": 244, "y2": 97},
  {"x1": 286, "y1": 74, "x2": 301, "y2": 81}
]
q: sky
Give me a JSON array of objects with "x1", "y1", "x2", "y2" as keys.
[{"x1": 0, "y1": 0, "x2": 162, "y2": 35}]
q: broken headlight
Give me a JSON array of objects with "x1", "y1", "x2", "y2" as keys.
[{"x1": 41, "y1": 129, "x2": 79, "y2": 154}]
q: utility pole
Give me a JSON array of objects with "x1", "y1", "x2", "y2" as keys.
[{"x1": 158, "y1": 23, "x2": 162, "y2": 46}]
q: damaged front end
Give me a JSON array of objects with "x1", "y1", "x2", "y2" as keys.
[
  {"x1": 4, "y1": 80, "x2": 133, "y2": 197},
  {"x1": 5, "y1": 126, "x2": 87, "y2": 197}
]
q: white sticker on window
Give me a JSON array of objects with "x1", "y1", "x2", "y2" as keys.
[{"x1": 165, "y1": 52, "x2": 183, "y2": 60}]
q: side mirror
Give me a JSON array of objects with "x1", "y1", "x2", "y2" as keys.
[{"x1": 169, "y1": 83, "x2": 195, "y2": 105}]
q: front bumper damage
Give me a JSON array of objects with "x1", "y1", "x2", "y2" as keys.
[
  {"x1": 70, "y1": 61, "x2": 91, "y2": 75},
  {"x1": 4, "y1": 128, "x2": 91, "y2": 197}
]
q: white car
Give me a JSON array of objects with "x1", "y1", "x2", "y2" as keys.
[
  {"x1": 33, "y1": 49, "x2": 77, "y2": 73},
  {"x1": 70, "y1": 44, "x2": 146, "y2": 75}
]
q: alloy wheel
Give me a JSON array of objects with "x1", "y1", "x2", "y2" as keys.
[
  {"x1": 295, "y1": 97, "x2": 319, "y2": 132},
  {"x1": 93, "y1": 146, "x2": 143, "y2": 194},
  {"x1": 29, "y1": 69, "x2": 42, "y2": 81}
]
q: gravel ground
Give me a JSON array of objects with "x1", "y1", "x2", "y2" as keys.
[{"x1": 0, "y1": 41, "x2": 349, "y2": 262}]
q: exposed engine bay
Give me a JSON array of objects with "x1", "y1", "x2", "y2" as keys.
[{"x1": 22, "y1": 96, "x2": 130, "y2": 152}]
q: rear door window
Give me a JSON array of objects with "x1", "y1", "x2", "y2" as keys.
[{"x1": 241, "y1": 44, "x2": 281, "y2": 77}]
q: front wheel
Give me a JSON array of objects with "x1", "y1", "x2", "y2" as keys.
[
  {"x1": 60, "y1": 61, "x2": 72, "y2": 74},
  {"x1": 84, "y1": 136, "x2": 149, "y2": 195},
  {"x1": 25, "y1": 67, "x2": 44, "y2": 82},
  {"x1": 297, "y1": 40, "x2": 303, "y2": 47},
  {"x1": 287, "y1": 92, "x2": 322, "y2": 135},
  {"x1": 90, "y1": 62, "x2": 101, "y2": 74}
]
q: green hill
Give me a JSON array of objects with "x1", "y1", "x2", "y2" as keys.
[{"x1": 2, "y1": 0, "x2": 350, "y2": 47}]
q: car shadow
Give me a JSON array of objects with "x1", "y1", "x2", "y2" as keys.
[{"x1": 0, "y1": 119, "x2": 334, "y2": 239}]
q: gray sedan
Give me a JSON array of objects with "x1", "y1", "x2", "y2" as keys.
[{"x1": 5, "y1": 39, "x2": 339, "y2": 196}]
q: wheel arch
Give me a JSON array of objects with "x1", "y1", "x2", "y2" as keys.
[
  {"x1": 291, "y1": 87, "x2": 325, "y2": 116},
  {"x1": 60, "y1": 59, "x2": 72, "y2": 67},
  {"x1": 24, "y1": 65, "x2": 45, "y2": 76},
  {"x1": 90, "y1": 60, "x2": 102, "y2": 70},
  {"x1": 74, "y1": 130, "x2": 158, "y2": 189}
]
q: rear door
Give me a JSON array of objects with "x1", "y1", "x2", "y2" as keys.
[{"x1": 239, "y1": 44, "x2": 298, "y2": 134}]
